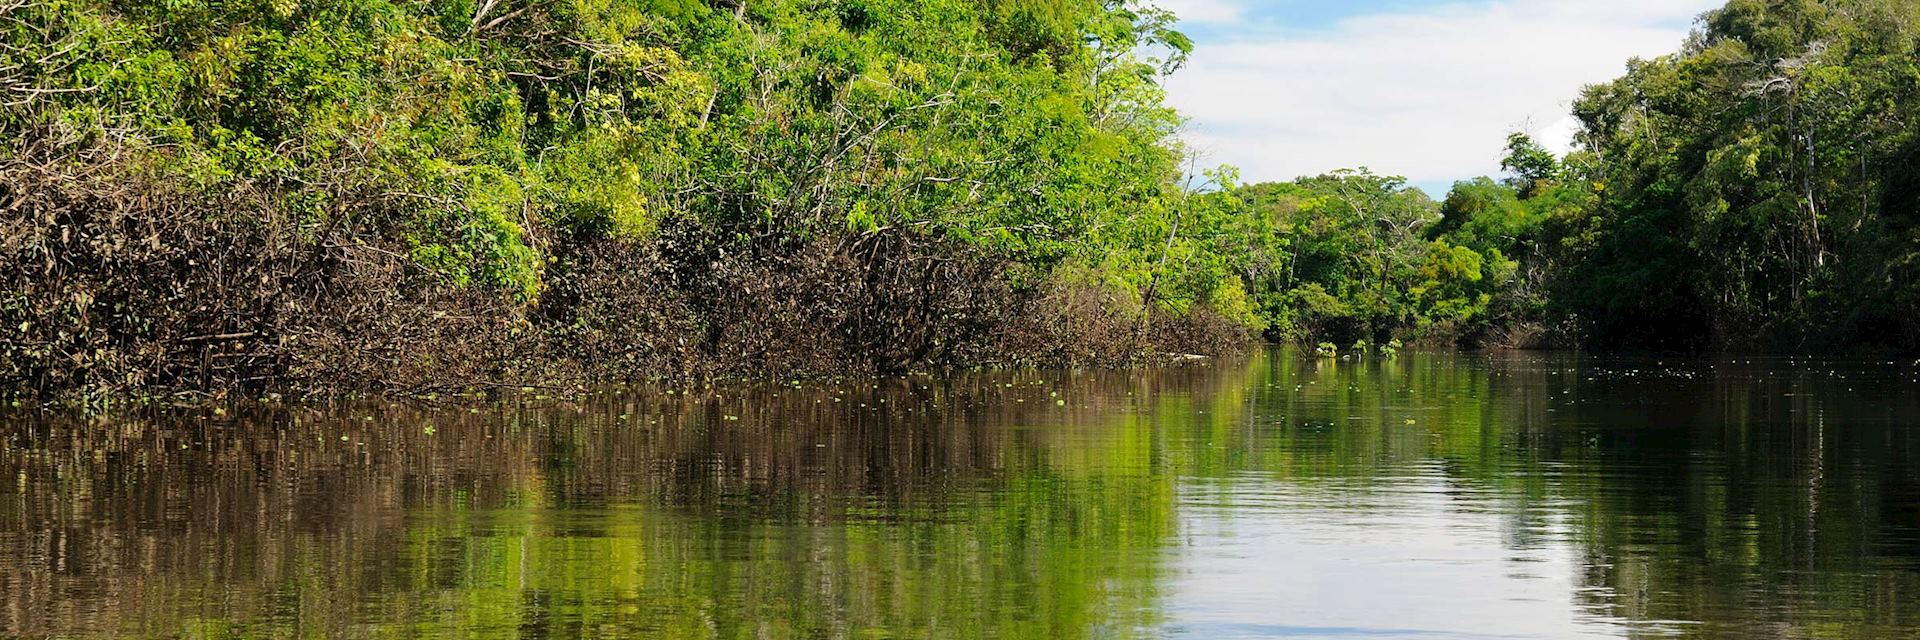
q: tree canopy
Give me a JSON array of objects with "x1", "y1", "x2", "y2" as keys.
[{"x1": 6, "y1": 0, "x2": 1920, "y2": 397}]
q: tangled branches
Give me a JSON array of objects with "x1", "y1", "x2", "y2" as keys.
[{"x1": 0, "y1": 138, "x2": 532, "y2": 398}]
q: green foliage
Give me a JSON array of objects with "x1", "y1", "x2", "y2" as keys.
[
  {"x1": 1242, "y1": 0, "x2": 1920, "y2": 354},
  {"x1": 1555, "y1": 0, "x2": 1920, "y2": 351},
  {"x1": 3, "y1": 0, "x2": 1211, "y2": 311},
  {"x1": 1499, "y1": 132, "x2": 1560, "y2": 198},
  {"x1": 1181, "y1": 169, "x2": 1488, "y2": 344},
  {"x1": 16, "y1": 0, "x2": 1919, "y2": 397},
  {"x1": 7, "y1": 0, "x2": 1286, "y2": 396},
  {"x1": 1129, "y1": 0, "x2": 1920, "y2": 354}
]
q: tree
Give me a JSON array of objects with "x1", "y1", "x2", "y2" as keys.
[{"x1": 1500, "y1": 133, "x2": 1560, "y2": 198}]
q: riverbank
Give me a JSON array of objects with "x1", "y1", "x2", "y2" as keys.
[
  {"x1": 1, "y1": 0, "x2": 1258, "y2": 400},
  {"x1": 1, "y1": 190, "x2": 1255, "y2": 401},
  {"x1": 11, "y1": 0, "x2": 1920, "y2": 401}
]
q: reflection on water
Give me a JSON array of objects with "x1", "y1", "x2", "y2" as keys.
[{"x1": 3, "y1": 349, "x2": 1919, "y2": 638}]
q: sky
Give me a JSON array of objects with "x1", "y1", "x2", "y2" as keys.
[{"x1": 1156, "y1": 0, "x2": 1726, "y2": 196}]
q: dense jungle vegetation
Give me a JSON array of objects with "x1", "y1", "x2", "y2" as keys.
[
  {"x1": 1126, "y1": 0, "x2": 1920, "y2": 353},
  {"x1": 3, "y1": 0, "x2": 1919, "y2": 398}
]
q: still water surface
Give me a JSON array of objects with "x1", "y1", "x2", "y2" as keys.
[{"x1": 4, "y1": 349, "x2": 1919, "y2": 639}]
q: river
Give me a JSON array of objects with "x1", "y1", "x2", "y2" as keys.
[{"x1": 3, "y1": 348, "x2": 1918, "y2": 638}]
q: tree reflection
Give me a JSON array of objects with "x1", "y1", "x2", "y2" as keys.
[{"x1": 2, "y1": 351, "x2": 1918, "y2": 638}]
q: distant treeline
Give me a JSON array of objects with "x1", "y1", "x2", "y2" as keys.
[
  {"x1": 2, "y1": 0, "x2": 1917, "y2": 398},
  {"x1": 1191, "y1": 0, "x2": 1920, "y2": 354}
]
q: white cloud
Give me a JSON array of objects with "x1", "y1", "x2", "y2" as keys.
[{"x1": 1163, "y1": 0, "x2": 1725, "y2": 190}]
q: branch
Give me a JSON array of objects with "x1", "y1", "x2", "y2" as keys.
[
  {"x1": 468, "y1": 0, "x2": 504, "y2": 33},
  {"x1": 475, "y1": 6, "x2": 527, "y2": 33},
  {"x1": 2, "y1": 84, "x2": 101, "y2": 107},
  {"x1": 178, "y1": 331, "x2": 261, "y2": 344}
]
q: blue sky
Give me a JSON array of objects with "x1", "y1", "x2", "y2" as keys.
[
  {"x1": 1156, "y1": 0, "x2": 1725, "y2": 196},
  {"x1": 1173, "y1": 0, "x2": 1482, "y2": 35}
]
